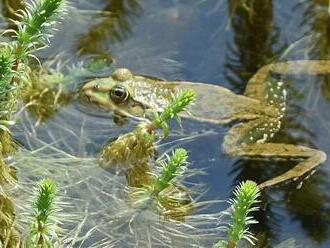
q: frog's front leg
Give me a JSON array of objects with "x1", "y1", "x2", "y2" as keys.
[{"x1": 223, "y1": 118, "x2": 327, "y2": 189}]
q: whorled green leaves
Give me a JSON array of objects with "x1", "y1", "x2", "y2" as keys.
[
  {"x1": 214, "y1": 180, "x2": 261, "y2": 248},
  {"x1": 127, "y1": 148, "x2": 193, "y2": 221},
  {"x1": 153, "y1": 148, "x2": 188, "y2": 194},
  {"x1": 27, "y1": 179, "x2": 60, "y2": 248},
  {"x1": 153, "y1": 89, "x2": 196, "y2": 137},
  {"x1": 14, "y1": 0, "x2": 67, "y2": 54}
]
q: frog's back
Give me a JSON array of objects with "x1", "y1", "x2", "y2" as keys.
[
  {"x1": 125, "y1": 76, "x2": 176, "y2": 111},
  {"x1": 174, "y1": 82, "x2": 276, "y2": 124},
  {"x1": 130, "y1": 76, "x2": 277, "y2": 124}
]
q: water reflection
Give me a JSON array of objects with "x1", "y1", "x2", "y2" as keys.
[
  {"x1": 289, "y1": 0, "x2": 330, "y2": 244},
  {"x1": 76, "y1": 0, "x2": 142, "y2": 60},
  {"x1": 225, "y1": 0, "x2": 276, "y2": 93},
  {"x1": 287, "y1": 179, "x2": 330, "y2": 243},
  {"x1": 297, "y1": 0, "x2": 330, "y2": 102}
]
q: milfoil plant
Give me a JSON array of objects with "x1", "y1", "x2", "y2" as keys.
[
  {"x1": 214, "y1": 181, "x2": 261, "y2": 248},
  {"x1": 26, "y1": 179, "x2": 61, "y2": 248},
  {"x1": 128, "y1": 148, "x2": 192, "y2": 221},
  {"x1": 0, "y1": 0, "x2": 67, "y2": 154}
]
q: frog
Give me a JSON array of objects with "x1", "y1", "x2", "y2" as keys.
[{"x1": 80, "y1": 60, "x2": 329, "y2": 189}]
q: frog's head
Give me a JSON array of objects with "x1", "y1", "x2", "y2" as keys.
[{"x1": 80, "y1": 68, "x2": 147, "y2": 118}]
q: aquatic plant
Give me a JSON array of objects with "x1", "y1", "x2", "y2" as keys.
[
  {"x1": 21, "y1": 68, "x2": 71, "y2": 125},
  {"x1": 0, "y1": 0, "x2": 66, "y2": 150},
  {"x1": 99, "y1": 123, "x2": 155, "y2": 169},
  {"x1": 0, "y1": 49, "x2": 16, "y2": 126},
  {"x1": 0, "y1": 191, "x2": 21, "y2": 247},
  {"x1": 12, "y1": 0, "x2": 66, "y2": 62},
  {"x1": 152, "y1": 89, "x2": 196, "y2": 137},
  {"x1": 0, "y1": 49, "x2": 18, "y2": 156},
  {"x1": 128, "y1": 148, "x2": 192, "y2": 221},
  {"x1": 99, "y1": 90, "x2": 197, "y2": 222},
  {"x1": 214, "y1": 180, "x2": 261, "y2": 248},
  {"x1": 26, "y1": 179, "x2": 61, "y2": 248},
  {"x1": 12, "y1": 131, "x2": 227, "y2": 247},
  {"x1": 153, "y1": 148, "x2": 188, "y2": 194}
]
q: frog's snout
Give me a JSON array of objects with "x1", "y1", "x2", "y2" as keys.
[
  {"x1": 78, "y1": 88, "x2": 92, "y2": 105},
  {"x1": 79, "y1": 81, "x2": 99, "y2": 105},
  {"x1": 81, "y1": 84, "x2": 92, "y2": 100}
]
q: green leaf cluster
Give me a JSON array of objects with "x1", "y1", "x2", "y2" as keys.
[
  {"x1": 27, "y1": 179, "x2": 59, "y2": 248},
  {"x1": 0, "y1": 49, "x2": 16, "y2": 126},
  {"x1": 215, "y1": 180, "x2": 261, "y2": 248},
  {"x1": 15, "y1": 0, "x2": 66, "y2": 55},
  {"x1": 153, "y1": 148, "x2": 188, "y2": 193},
  {"x1": 99, "y1": 123, "x2": 155, "y2": 169},
  {"x1": 127, "y1": 148, "x2": 192, "y2": 221},
  {"x1": 0, "y1": 0, "x2": 67, "y2": 127},
  {"x1": 153, "y1": 89, "x2": 196, "y2": 137}
]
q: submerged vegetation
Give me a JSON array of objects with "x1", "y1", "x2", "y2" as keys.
[{"x1": 100, "y1": 89, "x2": 196, "y2": 169}]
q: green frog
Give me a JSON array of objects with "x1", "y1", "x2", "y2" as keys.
[{"x1": 80, "y1": 60, "x2": 329, "y2": 189}]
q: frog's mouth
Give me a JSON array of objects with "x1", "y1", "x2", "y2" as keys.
[
  {"x1": 75, "y1": 91, "x2": 112, "y2": 119},
  {"x1": 79, "y1": 84, "x2": 113, "y2": 110},
  {"x1": 78, "y1": 89, "x2": 102, "y2": 109},
  {"x1": 78, "y1": 89, "x2": 93, "y2": 105}
]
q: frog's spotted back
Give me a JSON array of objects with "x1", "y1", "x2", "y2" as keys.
[{"x1": 125, "y1": 77, "x2": 176, "y2": 112}]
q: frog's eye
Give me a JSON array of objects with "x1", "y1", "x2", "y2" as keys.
[{"x1": 109, "y1": 84, "x2": 129, "y2": 104}]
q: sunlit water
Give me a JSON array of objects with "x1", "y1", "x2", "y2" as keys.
[{"x1": 2, "y1": 0, "x2": 330, "y2": 247}]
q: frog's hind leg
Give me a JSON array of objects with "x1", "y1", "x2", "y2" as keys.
[
  {"x1": 231, "y1": 143, "x2": 326, "y2": 189},
  {"x1": 244, "y1": 60, "x2": 330, "y2": 102},
  {"x1": 223, "y1": 119, "x2": 326, "y2": 189}
]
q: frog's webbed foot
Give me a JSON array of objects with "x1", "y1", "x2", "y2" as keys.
[{"x1": 227, "y1": 143, "x2": 326, "y2": 189}]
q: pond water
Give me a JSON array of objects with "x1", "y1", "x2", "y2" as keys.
[{"x1": 2, "y1": 0, "x2": 330, "y2": 247}]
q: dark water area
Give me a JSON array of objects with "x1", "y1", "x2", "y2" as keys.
[{"x1": 2, "y1": 0, "x2": 330, "y2": 247}]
